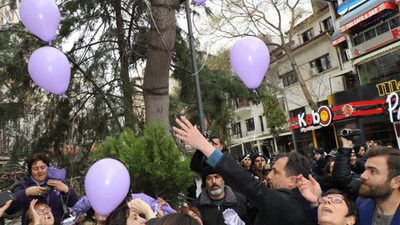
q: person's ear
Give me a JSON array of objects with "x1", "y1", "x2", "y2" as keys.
[
  {"x1": 391, "y1": 175, "x2": 400, "y2": 189},
  {"x1": 288, "y1": 176, "x2": 297, "y2": 188},
  {"x1": 345, "y1": 215, "x2": 356, "y2": 225}
]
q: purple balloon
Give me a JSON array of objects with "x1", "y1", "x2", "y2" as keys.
[
  {"x1": 28, "y1": 47, "x2": 71, "y2": 95},
  {"x1": 85, "y1": 158, "x2": 130, "y2": 215},
  {"x1": 230, "y1": 37, "x2": 270, "y2": 89},
  {"x1": 19, "y1": 0, "x2": 60, "y2": 42},
  {"x1": 193, "y1": 0, "x2": 207, "y2": 3}
]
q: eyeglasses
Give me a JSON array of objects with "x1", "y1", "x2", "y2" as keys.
[
  {"x1": 36, "y1": 207, "x2": 52, "y2": 215},
  {"x1": 318, "y1": 196, "x2": 344, "y2": 204}
]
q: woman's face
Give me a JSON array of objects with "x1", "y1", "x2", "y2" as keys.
[
  {"x1": 317, "y1": 194, "x2": 354, "y2": 225},
  {"x1": 35, "y1": 205, "x2": 54, "y2": 225},
  {"x1": 350, "y1": 153, "x2": 356, "y2": 165},
  {"x1": 188, "y1": 210, "x2": 203, "y2": 225},
  {"x1": 126, "y1": 211, "x2": 146, "y2": 225},
  {"x1": 31, "y1": 160, "x2": 48, "y2": 182}
]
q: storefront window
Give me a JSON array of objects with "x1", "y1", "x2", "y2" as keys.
[
  {"x1": 364, "y1": 28, "x2": 376, "y2": 41},
  {"x1": 358, "y1": 49, "x2": 400, "y2": 85},
  {"x1": 376, "y1": 22, "x2": 389, "y2": 36},
  {"x1": 363, "y1": 120, "x2": 397, "y2": 147},
  {"x1": 389, "y1": 15, "x2": 400, "y2": 29}
]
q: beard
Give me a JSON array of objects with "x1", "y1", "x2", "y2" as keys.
[
  {"x1": 359, "y1": 178, "x2": 392, "y2": 200},
  {"x1": 207, "y1": 184, "x2": 224, "y2": 197}
]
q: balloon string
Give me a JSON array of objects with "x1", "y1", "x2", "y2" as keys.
[{"x1": 48, "y1": 41, "x2": 52, "y2": 46}]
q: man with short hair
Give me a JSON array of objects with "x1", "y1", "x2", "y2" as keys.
[
  {"x1": 174, "y1": 117, "x2": 315, "y2": 225},
  {"x1": 299, "y1": 138, "x2": 400, "y2": 225},
  {"x1": 191, "y1": 167, "x2": 249, "y2": 225}
]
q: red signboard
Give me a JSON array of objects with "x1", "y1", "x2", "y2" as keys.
[
  {"x1": 341, "y1": 2, "x2": 398, "y2": 32},
  {"x1": 332, "y1": 35, "x2": 347, "y2": 46}
]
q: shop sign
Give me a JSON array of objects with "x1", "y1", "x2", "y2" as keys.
[
  {"x1": 387, "y1": 92, "x2": 400, "y2": 123},
  {"x1": 376, "y1": 79, "x2": 400, "y2": 97},
  {"x1": 297, "y1": 106, "x2": 333, "y2": 128},
  {"x1": 337, "y1": 0, "x2": 369, "y2": 16},
  {"x1": 341, "y1": 2, "x2": 397, "y2": 32},
  {"x1": 342, "y1": 104, "x2": 354, "y2": 117},
  {"x1": 332, "y1": 35, "x2": 347, "y2": 46}
]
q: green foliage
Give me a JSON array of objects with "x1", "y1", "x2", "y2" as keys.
[
  {"x1": 92, "y1": 122, "x2": 194, "y2": 207},
  {"x1": 258, "y1": 87, "x2": 287, "y2": 138}
]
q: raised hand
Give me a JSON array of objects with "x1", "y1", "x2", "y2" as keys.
[
  {"x1": 173, "y1": 116, "x2": 215, "y2": 157},
  {"x1": 0, "y1": 190, "x2": 12, "y2": 218},
  {"x1": 29, "y1": 199, "x2": 41, "y2": 224},
  {"x1": 296, "y1": 174, "x2": 322, "y2": 207},
  {"x1": 127, "y1": 198, "x2": 155, "y2": 220}
]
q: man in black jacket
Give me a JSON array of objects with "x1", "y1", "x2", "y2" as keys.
[
  {"x1": 191, "y1": 166, "x2": 249, "y2": 225},
  {"x1": 174, "y1": 117, "x2": 315, "y2": 225}
]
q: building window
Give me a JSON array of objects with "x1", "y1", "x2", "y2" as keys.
[
  {"x1": 290, "y1": 107, "x2": 306, "y2": 119},
  {"x1": 353, "y1": 34, "x2": 365, "y2": 46},
  {"x1": 389, "y1": 15, "x2": 400, "y2": 29},
  {"x1": 364, "y1": 28, "x2": 377, "y2": 41},
  {"x1": 310, "y1": 54, "x2": 331, "y2": 74},
  {"x1": 281, "y1": 71, "x2": 298, "y2": 87},
  {"x1": 301, "y1": 29, "x2": 314, "y2": 43},
  {"x1": 358, "y1": 49, "x2": 400, "y2": 85},
  {"x1": 259, "y1": 115, "x2": 265, "y2": 132},
  {"x1": 245, "y1": 118, "x2": 255, "y2": 131},
  {"x1": 232, "y1": 122, "x2": 242, "y2": 137},
  {"x1": 322, "y1": 17, "x2": 333, "y2": 32},
  {"x1": 339, "y1": 41, "x2": 349, "y2": 63},
  {"x1": 376, "y1": 22, "x2": 390, "y2": 36}
]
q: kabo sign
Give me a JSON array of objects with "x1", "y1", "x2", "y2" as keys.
[{"x1": 298, "y1": 106, "x2": 333, "y2": 128}]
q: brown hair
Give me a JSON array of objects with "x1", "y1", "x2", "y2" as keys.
[
  {"x1": 25, "y1": 203, "x2": 49, "y2": 225},
  {"x1": 154, "y1": 213, "x2": 200, "y2": 225},
  {"x1": 176, "y1": 206, "x2": 202, "y2": 219},
  {"x1": 27, "y1": 153, "x2": 50, "y2": 175},
  {"x1": 365, "y1": 146, "x2": 400, "y2": 181}
]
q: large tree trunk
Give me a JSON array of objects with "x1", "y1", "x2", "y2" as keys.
[{"x1": 144, "y1": 0, "x2": 180, "y2": 127}]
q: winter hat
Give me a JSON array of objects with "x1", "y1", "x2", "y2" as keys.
[
  {"x1": 240, "y1": 154, "x2": 251, "y2": 164},
  {"x1": 314, "y1": 148, "x2": 325, "y2": 155},
  {"x1": 251, "y1": 152, "x2": 268, "y2": 165},
  {"x1": 201, "y1": 166, "x2": 219, "y2": 183}
]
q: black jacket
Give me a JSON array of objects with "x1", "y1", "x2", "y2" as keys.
[
  {"x1": 213, "y1": 154, "x2": 315, "y2": 225},
  {"x1": 332, "y1": 147, "x2": 361, "y2": 198},
  {"x1": 191, "y1": 186, "x2": 250, "y2": 225}
]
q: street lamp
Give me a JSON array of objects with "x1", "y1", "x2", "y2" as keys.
[
  {"x1": 185, "y1": 0, "x2": 205, "y2": 133},
  {"x1": 276, "y1": 95, "x2": 298, "y2": 151}
]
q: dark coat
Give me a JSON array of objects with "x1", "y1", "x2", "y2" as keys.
[
  {"x1": 191, "y1": 186, "x2": 250, "y2": 225},
  {"x1": 332, "y1": 147, "x2": 361, "y2": 198},
  {"x1": 213, "y1": 154, "x2": 315, "y2": 225},
  {"x1": 356, "y1": 197, "x2": 400, "y2": 225},
  {"x1": 6, "y1": 174, "x2": 79, "y2": 225}
]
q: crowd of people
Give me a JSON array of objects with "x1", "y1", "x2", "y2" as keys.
[{"x1": 0, "y1": 116, "x2": 399, "y2": 225}]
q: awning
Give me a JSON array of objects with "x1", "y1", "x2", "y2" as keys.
[
  {"x1": 331, "y1": 30, "x2": 347, "y2": 46},
  {"x1": 352, "y1": 40, "x2": 400, "y2": 65},
  {"x1": 340, "y1": 0, "x2": 397, "y2": 32}
]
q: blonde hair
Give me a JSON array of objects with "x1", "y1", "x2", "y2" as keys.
[{"x1": 26, "y1": 203, "x2": 49, "y2": 225}]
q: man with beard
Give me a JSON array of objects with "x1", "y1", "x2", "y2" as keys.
[
  {"x1": 299, "y1": 130, "x2": 400, "y2": 225},
  {"x1": 356, "y1": 146, "x2": 400, "y2": 225},
  {"x1": 174, "y1": 117, "x2": 315, "y2": 225},
  {"x1": 190, "y1": 166, "x2": 249, "y2": 225}
]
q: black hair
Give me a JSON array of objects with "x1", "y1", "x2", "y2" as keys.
[
  {"x1": 105, "y1": 204, "x2": 129, "y2": 225},
  {"x1": 283, "y1": 151, "x2": 311, "y2": 178},
  {"x1": 322, "y1": 189, "x2": 359, "y2": 225}
]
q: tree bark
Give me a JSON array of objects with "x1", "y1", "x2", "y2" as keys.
[
  {"x1": 144, "y1": 0, "x2": 180, "y2": 127},
  {"x1": 114, "y1": 0, "x2": 137, "y2": 129}
]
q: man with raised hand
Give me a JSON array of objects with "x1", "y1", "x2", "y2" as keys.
[{"x1": 174, "y1": 116, "x2": 315, "y2": 225}]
